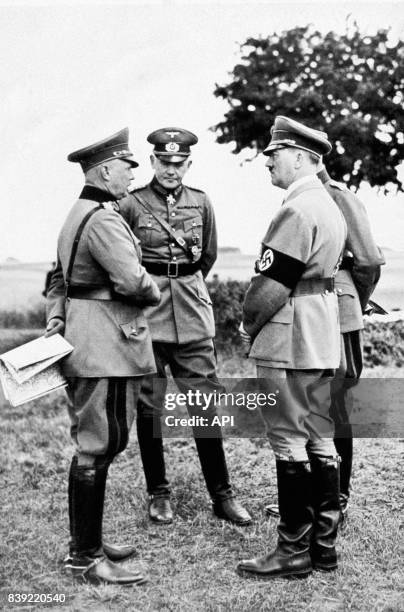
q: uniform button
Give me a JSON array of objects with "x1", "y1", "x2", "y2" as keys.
[
  {"x1": 192, "y1": 221, "x2": 196, "y2": 226},
  {"x1": 171, "y1": 212, "x2": 176, "y2": 217},
  {"x1": 147, "y1": 222, "x2": 152, "y2": 227},
  {"x1": 173, "y1": 256, "x2": 177, "y2": 261},
  {"x1": 170, "y1": 242, "x2": 175, "y2": 247},
  {"x1": 337, "y1": 288, "x2": 342, "y2": 294}
]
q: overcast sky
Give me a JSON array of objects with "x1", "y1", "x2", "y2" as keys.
[{"x1": 1, "y1": 0, "x2": 404, "y2": 262}]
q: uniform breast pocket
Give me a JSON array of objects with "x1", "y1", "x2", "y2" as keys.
[
  {"x1": 136, "y1": 216, "x2": 162, "y2": 247},
  {"x1": 183, "y1": 216, "x2": 203, "y2": 262},
  {"x1": 183, "y1": 216, "x2": 203, "y2": 244}
]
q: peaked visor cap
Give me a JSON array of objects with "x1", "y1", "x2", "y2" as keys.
[
  {"x1": 148, "y1": 127, "x2": 198, "y2": 162},
  {"x1": 67, "y1": 128, "x2": 138, "y2": 171},
  {"x1": 263, "y1": 116, "x2": 332, "y2": 157}
]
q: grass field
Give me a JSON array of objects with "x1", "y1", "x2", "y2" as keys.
[{"x1": 1, "y1": 331, "x2": 403, "y2": 612}]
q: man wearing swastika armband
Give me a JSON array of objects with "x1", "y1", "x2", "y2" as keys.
[
  {"x1": 237, "y1": 116, "x2": 347, "y2": 579},
  {"x1": 264, "y1": 163, "x2": 385, "y2": 524}
]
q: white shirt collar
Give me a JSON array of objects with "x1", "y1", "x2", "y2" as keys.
[{"x1": 284, "y1": 174, "x2": 320, "y2": 201}]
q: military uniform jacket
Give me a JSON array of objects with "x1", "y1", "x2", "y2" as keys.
[
  {"x1": 243, "y1": 178, "x2": 347, "y2": 370},
  {"x1": 319, "y1": 169, "x2": 385, "y2": 333},
  {"x1": 119, "y1": 181, "x2": 217, "y2": 344},
  {"x1": 46, "y1": 186, "x2": 160, "y2": 377}
]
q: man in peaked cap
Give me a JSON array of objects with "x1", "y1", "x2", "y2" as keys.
[
  {"x1": 45, "y1": 128, "x2": 161, "y2": 585},
  {"x1": 317, "y1": 160, "x2": 384, "y2": 522},
  {"x1": 237, "y1": 116, "x2": 346, "y2": 579},
  {"x1": 66, "y1": 127, "x2": 139, "y2": 171},
  {"x1": 265, "y1": 157, "x2": 385, "y2": 525},
  {"x1": 119, "y1": 127, "x2": 251, "y2": 526}
]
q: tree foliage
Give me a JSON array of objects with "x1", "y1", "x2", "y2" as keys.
[{"x1": 212, "y1": 23, "x2": 404, "y2": 192}]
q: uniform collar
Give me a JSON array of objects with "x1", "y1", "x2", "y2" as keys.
[
  {"x1": 150, "y1": 176, "x2": 183, "y2": 200},
  {"x1": 317, "y1": 168, "x2": 331, "y2": 185},
  {"x1": 80, "y1": 185, "x2": 118, "y2": 205},
  {"x1": 283, "y1": 174, "x2": 320, "y2": 202}
]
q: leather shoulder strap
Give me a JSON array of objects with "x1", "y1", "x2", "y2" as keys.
[
  {"x1": 65, "y1": 205, "x2": 102, "y2": 289},
  {"x1": 133, "y1": 193, "x2": 189, "y2": 255}
]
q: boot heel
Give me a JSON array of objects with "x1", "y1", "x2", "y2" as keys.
[
  {"x1": 312, "y1": 560, "x2": 338, "y2": 572},
  {"x1": 288, "y1": 568, "x2": 313, "y2": 579}
]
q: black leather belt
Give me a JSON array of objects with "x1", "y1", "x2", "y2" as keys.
[
  {"x1": 143, "y1": 261, "x2": 201, "y2": 278},
  {"x1": 292, "y1": 278, "x2": 335, "y2": 296},
  {"x1": 340, "y1": 256, "x2": 354, "y2": 271},
  {"x1": 66, "y1": 285, "x2": 127, "y2": 301}
]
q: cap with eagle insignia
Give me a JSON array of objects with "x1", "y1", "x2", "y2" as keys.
[
  {"x1": 147, "y1": 127, "x2": 198, "y2": 162},
  {"x1": 67, "y1": 127, "x2": 138, "y2": 171},
  {"x1": 263, "y1": 116, "x2": 332, "y2": 158}
]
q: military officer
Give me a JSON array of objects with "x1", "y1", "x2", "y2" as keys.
[
  {"x1": 264, "y1": 162, "x2": 385, "y2": 522},
  {"x1": 119, "y1": 127, "x2": 251, "y2": 526},
  {"x1": 237, "y1": 116, "x2": 347, "y2": 579},
  {"x1": 319, "y1": 162, "x2": 384, "y2": 518},
  {"x1": 46, "y1": 128, "x2": 161, "y2": 586}
]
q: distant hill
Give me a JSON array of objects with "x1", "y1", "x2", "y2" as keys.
[
  {"x1": 1, "y1": 250, "x2": 404, "y2": 311},
  {"x1": 4, "y1": 257, "x2": 21, "y2": 264},
  {"x1": 218, "y1": 247, "x2": 241, "y2": 254}
]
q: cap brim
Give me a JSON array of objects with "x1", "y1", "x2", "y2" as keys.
[
  {"x1": 155, "y1": 153, "x2": 190, "y2": 163},
  {"x1": 263, "y1": 144, "x2": 287, "y2": 155},
  {"x1": 115, "y1": 154, "x2": 138, "y2": 168}
]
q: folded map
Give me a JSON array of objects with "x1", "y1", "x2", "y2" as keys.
[{"x1": 0, "y1": 334, "x2": 73, "y2": 407}]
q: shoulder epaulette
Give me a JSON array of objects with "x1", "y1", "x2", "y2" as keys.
[
  {"x1": 183, "y1": 184, "x2": 206, "y2": 194},
  {"x1": 129, "y1": 184, "x2": 148, "y2": 194},
  {"x1": 100, "y1": 201, "x2": 119, "y2": 212},
  {"x1": 328, "y1": 179, "x2": 347, "y2": 192}
]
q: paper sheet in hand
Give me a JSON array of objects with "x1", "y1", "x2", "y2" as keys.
[
  {"x1": 0, "y1": 334, "x2": 73, "y2": 407},
  {"x1": 1, "y1": 334, "x2": 73, "y2": 382}
]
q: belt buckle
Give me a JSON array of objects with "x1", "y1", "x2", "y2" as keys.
[{"x1": 167, "y1": 261, "x2": 179, "y2": 278}]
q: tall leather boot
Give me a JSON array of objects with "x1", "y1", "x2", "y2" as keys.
[
  {"x1": 330, "y1": 381, "x2": 353, "y2": 520},
  {"x1": 309, "y1": 455, "x2": 341, "y2": 571},
  {"x1": 66, "y1": 456, "x2": 147, "y2": 585},
  {"x1": 333, "y1": 436, "x2": 352, "y2": 518},
  {"x1": 193, "y1": 430, "x2": 251, "y2": 525},
  {"x1": 237, "y1": 461, "x2": 313, "y2": 579},
  {"x1": 67, "y1": 457, "x2": 136, "y2": 562},
  {"x1": 136, "y1": 413, "x2": 173, "y2": 524}
]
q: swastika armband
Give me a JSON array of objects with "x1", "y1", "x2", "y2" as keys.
[{"x1": 254, "y1": 247, "x2": 306, "y2": 289}]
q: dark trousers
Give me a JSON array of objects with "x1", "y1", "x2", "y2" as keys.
[
  {"x1": 136, "y1": 339, "x2": 233, "y2": 501},
  {"x1": 66, "y1": 377, "x2": 142, "y2": 465},
  {"x1": 67, "y1": 377, "x2": 143, "y2": 557},
  {"x1": 330, "y1": 330, "x2": 363, "y2": 497}
]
